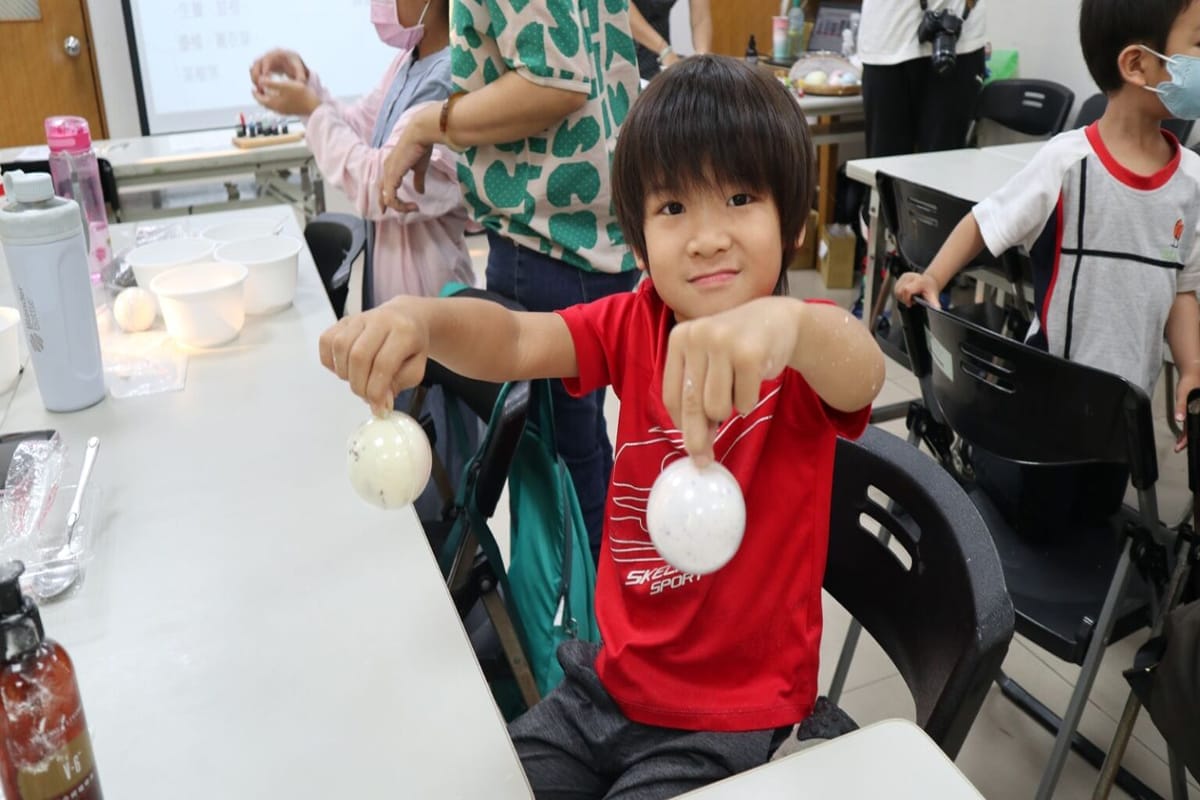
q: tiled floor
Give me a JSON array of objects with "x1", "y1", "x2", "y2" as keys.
[{"x1": 441, "y1": 231, "x2": 1200, "y2": 798}]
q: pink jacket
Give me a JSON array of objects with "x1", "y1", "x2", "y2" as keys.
[{"x1": 304, "y1": 50, "x2": 474, "y2": 304}]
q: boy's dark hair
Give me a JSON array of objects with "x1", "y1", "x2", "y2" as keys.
[
  {"x1": 1080, "y1": 0, "x2": 1191, "y2": 92},
  {"x1": 612, "y1": 55, "x2": 816, "y2": 293}
]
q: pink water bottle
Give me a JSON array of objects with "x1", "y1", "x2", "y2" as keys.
[{"x1": 44, "y1": 116, "x2": 111, "y2": 285}]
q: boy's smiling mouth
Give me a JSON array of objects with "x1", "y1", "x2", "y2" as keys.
[{"x1": 688, "y1": 268, "x2": 740, "y2": 287}]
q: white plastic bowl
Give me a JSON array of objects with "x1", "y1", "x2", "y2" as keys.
[
  {"x1": 125, "y1": 238, "x2": 216, "y2": 293},
  {"x1": 213, "y1": 235, "x2": 302, "y2": 315},
  {"x1": 200, "y1": 216, "x2": 286, "y2": 244},
  {"x1": 150, "y1": 262, "x2": 248, "y2": 348}
]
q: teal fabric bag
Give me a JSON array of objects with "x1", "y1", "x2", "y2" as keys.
[
  {"x1": 434, "y1": 282, "x2": 599, "y2": 713},
  {"x1": 431, "y1": 347, "x2": 598, "y2": 716}
]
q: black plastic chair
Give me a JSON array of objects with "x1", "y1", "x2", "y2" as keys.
[
  {"x1": 814, "y1": 426, "x2": 1014, "y2": 758},
  {"x1": 2, "y1": 158, "x2": 121, "y2": 220},
  {"x1": 899, "y1": 299, "x2": 1188, "y2": 800},
  {"x1": 303, "y1": 212, "x2": 366, "y2": 318},
  {"x1": 865, "y1": 170, "x2": 1031, "y2": 431},
  {"x1": 966, "y1": 79, "x2": 1075, "y2": 147},
  {"x1": 1074, "y1": 91, "x2": 1195, "y2": 144}
]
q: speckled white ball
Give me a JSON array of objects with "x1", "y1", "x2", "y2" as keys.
[
  {"x1": 113, "y1": 287, "x2": 157, "y2": 332},
  {"x1": 646, "y1": 458, "x2": 746, "y2": 575},
  {"x1": 347, "y1": 411, "x2": 432, "y2": 510}
]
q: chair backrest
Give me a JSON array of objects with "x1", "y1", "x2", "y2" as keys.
[
  {"x1": 876, "y1": 171, "x2": 1029, "y2": 334},
  {"x1": 899, "y1": 300, "x2": 1158, "y2": 490},
  {"x1": 877, "y1": 171, "x2": 984, "y2": 273},
  {"x1": 1075, "y1": 92, "x2": 1195, "y2": 143},
  {"x1": 968, "y1": 79, "x2": 1075, "y2": 146},
  {"x1": 827, "y1": 426, "x2": 1014, "y2": 758},
  {"x1": 303, "y1": 212, "x2": 366, "y2": 318},
  {"x1": 1073, "y1": 92, "x2": 1107, "y2": 129},
  {"x1": 1, "y1": 157, "x2": 120, "y2": 216}
]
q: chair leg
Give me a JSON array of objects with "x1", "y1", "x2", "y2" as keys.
[
  {"x1": 480, "y1": 589, "x2": 541, "y2": 711},
  {"x1": 1167, "y1": 747, "x2": 1189, "y2": 800},
  {"x1": 827, "y1": 620, "x2": 862, "y2": 705},
  {"x1": 1035, "y1": 543, "x2": 1136, "y2": 800},
  {"x1": 999, "y1": 675, "x2": 1161, "y2": 800}
]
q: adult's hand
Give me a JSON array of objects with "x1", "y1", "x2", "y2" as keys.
[
  {"x1": 249, "y1": 49, "x2": 307, "y2": 93},
  {"x1": 378, "y1": 103, "x2": 439, "y2": 214}
]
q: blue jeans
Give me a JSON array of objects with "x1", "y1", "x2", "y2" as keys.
[{"x1": 486, "y1": 232, "x2": 639, "y2": 564}]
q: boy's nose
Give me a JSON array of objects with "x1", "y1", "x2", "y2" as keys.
[{"x1": 686, "y1": 219, "x2": 733, "y2": 258}]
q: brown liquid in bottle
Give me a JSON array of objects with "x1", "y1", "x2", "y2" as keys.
[{"x1": 0, "y1": 562, "x2": 102, "y2": 799}]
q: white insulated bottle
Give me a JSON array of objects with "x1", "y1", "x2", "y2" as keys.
[{"x1": 0, "y1": 171, "x2": 105, "y2": 412}]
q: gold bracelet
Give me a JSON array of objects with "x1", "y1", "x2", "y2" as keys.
[{"x1": 439, "y1": 91, "x2": 468, "y2": 152}]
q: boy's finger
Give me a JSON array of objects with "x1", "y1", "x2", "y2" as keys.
[
  {"x1": 318, "y1": 323, "x2": 341, "y2": 373},
  {"x1": 731, "y1": 359, "x2": 761, "y2": 417},
  {"x1": 680, "y1": 360, "x2": 713, "y2": 457},
  {"x1": 330, "y1": 319, "x2": 365, "y2": 380},
  {"x1": 702, "y1": 356, "x2": 734, "y2": 425},
  {"x1": 365, "y1": 330, "x2": 406, "y2": 411},
  {"x1": 926, "y1": 287, "x2": 943, "y2": 309},
  {"x1": 347, "y1": 323, "x2": 389, "y2": 400}
]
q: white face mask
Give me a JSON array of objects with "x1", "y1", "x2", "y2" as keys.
[{"x1": 371, "y1": 0, "x2": 429, "y2": 50}]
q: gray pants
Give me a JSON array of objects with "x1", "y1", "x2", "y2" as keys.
[{"x1": 510, "y1": 641, "x2": 791, "y2": 800}]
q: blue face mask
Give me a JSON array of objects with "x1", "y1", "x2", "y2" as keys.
[{"x1": 1140, "y1": 45, "x2": 1200, "y2": 120}]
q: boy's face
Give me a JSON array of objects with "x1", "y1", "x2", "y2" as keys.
[
  {"x1": 1146, "y1": 1, "x2": 1200, "y2": 88},
  {"x1": 637, "y1": 181, "x2": 796, "y2": 322}
]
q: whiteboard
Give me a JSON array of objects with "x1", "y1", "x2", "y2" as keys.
[{"x1": 122, "y1": 0, "x2": 398, "y2": 135}]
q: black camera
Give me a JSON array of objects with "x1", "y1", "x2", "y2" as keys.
[{"x1": 917, "y1": 8, "x2": 964, "y2": 75}]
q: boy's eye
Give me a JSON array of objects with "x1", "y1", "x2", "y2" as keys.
[
  {"x1": 728, "y1": 193, "x2": 754, "y2": 207},
  {"x1": 660, "y1": 201, "x2": 685, "y2": 216}
]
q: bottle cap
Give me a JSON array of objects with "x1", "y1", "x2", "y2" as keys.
[
  {"x1": 0, "y1": 171, "x2": 83, "y2": 246},
  {"x1": 0, "y1": 560, "x2": 44, "y2": 663},
  {"x1": 2, "y1": 170, "x2": 54, "y2": 204},
  {"x1": 45, "y1": 115, "x2": 93, "y2": 153},
  {"x1": 0, "y1": 561, "x2": 24, "y2": 617}
]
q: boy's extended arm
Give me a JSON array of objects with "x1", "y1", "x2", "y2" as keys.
[
  {"x1": 789, "y1": 301, "x2": 886, "y2": 413},
  {"x1": 1165, "y1": 291, "x2": 1200, "y2": 440},
  {"x1": 319, "y1": 297, "x2": 578, "y2": 412},
  {"x1": 894, "y1": 211, "x2": 986, "y2": 307}
]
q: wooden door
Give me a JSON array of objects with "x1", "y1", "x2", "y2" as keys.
[{"x1": 0, "y1": 0, "x2": 107, "y2": 148}]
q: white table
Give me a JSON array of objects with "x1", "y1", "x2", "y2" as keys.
[
  {"x1": 846, "y1": 145, "x2": 1039, "y2": 329},
  {"x1": 0, "y1": 207, "x2": 530, "y2": 798},
  {"x1": 0, "y1": 128, "x2": 323, "y2": 223},
  {"x1": 680, "y1": 720, "x2": 984, "y2": 799}
]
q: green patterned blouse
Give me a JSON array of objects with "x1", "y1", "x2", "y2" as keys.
[{"x1": 450, "y1": 0, "x2": 640, "y2": 274}]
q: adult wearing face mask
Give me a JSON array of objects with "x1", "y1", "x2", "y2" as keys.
[
  {"x1": 250, "y1": 0, "x2": 476, "y2": 523},
  {"x1": 371, "y1": 2, "x2": 641, "y2": 565},
  {"x1": 250, "y1": 0, "x2": 472, "y2": 308}
]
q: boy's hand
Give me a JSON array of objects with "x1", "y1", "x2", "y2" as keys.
[
  {"x1": 319, "y1": 300, "x2": 430, "y2": 415},
  {"x1": 894, "y1": 272, "x2": 942, "y2": 308},
  {"x1": 253, "y1": 78, "x2": 320, "y2": 117},
  {"x1": 662, "y1": 298, "x2": 801, "y2": 462},
  {"x1": 1173, "y1": 368, "x2": 1200, "y2": 453}
]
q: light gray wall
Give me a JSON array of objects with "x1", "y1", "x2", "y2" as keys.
[{"x1": 987, "y1": 0, "x2": 1097, "y2": 115}]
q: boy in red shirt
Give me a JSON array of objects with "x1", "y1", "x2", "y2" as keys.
[{"x1": 320, "y1": 55, "x2": 885, "y2": 799}]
